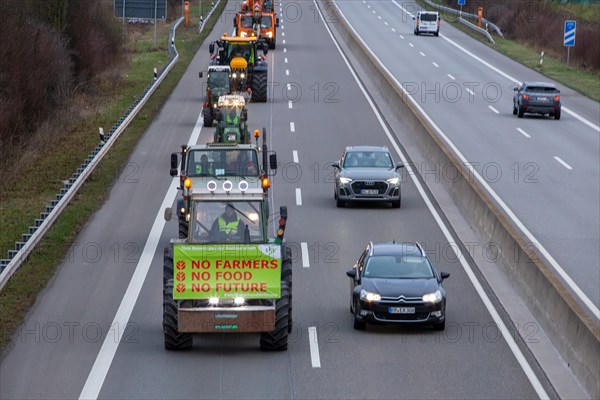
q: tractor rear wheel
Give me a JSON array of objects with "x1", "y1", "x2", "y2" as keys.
[
  {"x1": 178, "y1": 214, "x2": 188, "y2": 239},
  {"x1": 163, "y1": 280, "x2": 193, "y2": 350},
  {"x1": 203, "y1": 107, "x2": 213, "y2": 127},
  {"x1": 281, "y1": 247, "x2": 293, "y2": 331},
  {"x1": 164, "y1": 247, "x2": 173, "y2": 287},
  {"x1": 252, "y1": 72, "x2": 268, "y2": 103},
  {"x1": 260, "y1": 282, "x2": 290, "y2": 351}
]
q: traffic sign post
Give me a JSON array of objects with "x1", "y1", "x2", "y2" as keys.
[
  {"x1": 458, "y1": 0, "x2": 465, "y2": 17},
  {"x1": 564, "y1": 20, "x2": 576, "y2": 66}
]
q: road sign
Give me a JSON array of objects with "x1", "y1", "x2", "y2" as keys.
[
  {"x1": 564, "y1": 20, "x2": 576, "y2": 47},
  {"x1": 114, "y1": 0, "x2": 167, "y2": 20},
  {"x1": 458, "y1": 0, "x2": 466, "y2": 6}
]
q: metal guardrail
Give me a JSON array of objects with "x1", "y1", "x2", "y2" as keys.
[
  {"x1": 0, "y1": 1, "x2": 221, "y2": 291},
  {"x1": 424, "y1": 0, "x2": 503, "y2": 38},
  {"x1": 458, "y1": 16, "x2": 495, "y2": 44}
]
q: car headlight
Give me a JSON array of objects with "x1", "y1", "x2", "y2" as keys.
[
  {"x1": 386, "y1": 177, "x2": 400, "y2": 185},
  {"x1": 266, "y1": 32, "x2": 273, "y2": 38},
  {"x1": 422, "y1": 290, "x2": 442, "y2": 303},
  {"x1": 360, "y1": 289, "x2": 381, "y2": 302},
  {"x1": 339, "y1": 177, "x2": 352, "y2": 185}
]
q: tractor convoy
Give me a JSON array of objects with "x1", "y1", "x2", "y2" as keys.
[{"x1": 162, "y1": 13, "x2": 290, "y2": 351}]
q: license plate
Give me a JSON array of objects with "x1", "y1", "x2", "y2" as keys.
[
  {"x1": 537, "y1": 97, "x2": 548, "y2": 102},
  {"x1": 361, "y1": 189, "x2": 378, "y2": 195},
  {"x1": 389, "y1": 307, "x2": 415, "y2": 314},
  {"x1": 227, "y1": 133, "x2": 236, "y2": 141}
]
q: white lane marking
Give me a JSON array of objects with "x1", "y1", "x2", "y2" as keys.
[
  {"x1": 391, "y1": 28, "x2": 396, "y2": 32},
  {"x1": 391, "y1": 1, "x2": 599, "y2": 133},
  {"x1": 286, "y1": 69, "x2": 289, "y2": 76},
  {"x1": 384, "y1": 21, "x2": 388, "y2": 26},
  {"x1": 323, "y1": 2, "x2": 552, "y2": 397},
  {"x1": 282, "y1": 31, "x2": 285, "y2": 37},
  {"x1": 447, "y1": 73, "x2": 455, "y2": 80},
  {"x1": 285, "y1": 57, "x2": 288, "y2": 63},
  {"x1": 372, "y1": 10, "x2": 375, "y2": 14},
  {"x1": 283, "y1": 39, "x2": 286, "y2": 44},
  {"x1": 517, "y1": 128, "x2": 531, "y2": 138},
  {"x1": 290, "y1": 122, "x2": 295, "y2": 132},
  {"x1": 419, "y1": 51, "x2": 426, "y2": 57},
  {"x1": 281, "y1": 24, "x2": 284, "y2": 29},
  {"x1": 295, "y1": 188, "x2": 302, "y2": 206},
  {"x1": 293, "y1": 150, "x2": 299, "y2": 163},
  {"x1": 301, "y1": 242, "x2": 310, "y2": 268},
  {"x1": 78, "y1": 110, "x2": 205, "y2": 400},
  {"x1": 432, "y1": 62, "x2": 439, "y2": 67},
  {"x1": 488, "y1": 105, "x2": 499, "y2": 114},
  {"x1": 287, "y1": 83, "x2": 291, "y2": 91},
  {"x1": 378, "y1": 15, "x2": 382, "y2": 20},
  {"x1": 393, "y1": 0, "x2": 599, "y2": 321},
  {"x1": 409, "y1": 42, "x2": 414, "y2": 47},
  {"x1": 466, "y1": 88, "x2": 475, "y2": 96},
  {"x1": 367, "y1": 4, "x2": 370, "y2": 8},
  {"x1": 554, "y1": 156, "x2": 573, "y2": 170},
  {"x1": 308, "y1": 327, "x2": 321, "y2": 368},
  {"x1": 399, "y1": 34, "x2": 404, "y2": 39},
  {"x1": 288, "y1": 101, "x2": 293, "y2": 109},
  {"x1": 284, "y1": 48, "x2": 287, "y2": 53}
]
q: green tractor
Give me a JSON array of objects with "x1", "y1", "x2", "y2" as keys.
[
  {"x1": 199, "y1": 65, "x2": 231, "y2": 127},
  {"x1": 164, "y1": 130, "x2": 292, "y2": 351},
  {"x1": 209, "y1": 34, "x2": 269, "y2": 103},
  {"x1": 214, "y1": 94, "x2": 250, "y2": 144}
]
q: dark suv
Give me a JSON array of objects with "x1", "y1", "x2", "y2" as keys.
[
  {"x1": 513, "y1": 81, "x2": 561, "y2": 120},
  {"x1": 346, "y1": 241, "x2": 449, "y2": 331}
]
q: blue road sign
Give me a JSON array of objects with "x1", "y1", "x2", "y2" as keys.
[
  {"x1": 458, "y1": 0, "x2": 466, "y2": 5},
  {"x1": 564, "y1": 20, "x2": 576, "y2": 47}
]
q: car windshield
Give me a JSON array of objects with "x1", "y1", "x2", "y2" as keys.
[
  {"x1": 192, "y1": 200, "x2": 264, "y2": 243},
  {"x1": 227, "y1": 43, "x2": 251, "y2": 60},
  {"x1": 208, "y1": 71, "x2": 230, "y2": 92},
  {"x1": 260, "y1": 16, "x2": 272, "y2": 28},
  {"x1": 187, "y1": 149, "x2": 259, "y2": 177},
  {"x1": 241, "y1": 16, "x2": 253, "y2": 28},
  {"x1": 343, "y1": 151, "x2": 393, "y2": 168},
  {"x1": 364, "y1": 255, "x2": 434, "y2": 279},
  {"x1": 421, "y1": 13, "x2": 437, "y2": 21}
]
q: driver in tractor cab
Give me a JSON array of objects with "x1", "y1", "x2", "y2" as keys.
[
  {"x1": 226, "y1": 107, "x2": 240, "y2": 126},
  {"x1": 206, "y1": 203, "x2": 246, "y2": 241},
  {"x1": 195, "y1": 154, "x2": 214, "y2": 175}
]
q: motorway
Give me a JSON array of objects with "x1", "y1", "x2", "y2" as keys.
[
  {"x1": 0, "y1": 1, "x2": 577, "y2": 399},
  {"x1": 334, "y1": 0, "x2": 600, "y2": 311}
]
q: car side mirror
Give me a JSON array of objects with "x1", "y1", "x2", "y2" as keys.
[
  {"x1": 276, "y1": 17, "x2": 280, "y2": 27},
  {"x1": 199, "y1": 71, "x2": 203, "y2": 78},
  {"x1": 440, "y1": 272, "x2": 450, "y2": 281},
  {"x1": 395, "y1": 162, "x2": 404, "y2": 170},
  {"x1": 346, "y1": 269, "x2": 356, "y2": 278},
  {"x1": 209, "y1": 43, "x2": 215, "y2": 54},
  {"x1": 332, "y1": 162, "x2": 340, "y2": 169},
  {"x1": 269, "y1": 153, "x2": 278, "y2": 171},
  {"x1": 412, "y1": 16, "x2": 416, "y2": 20},
  {"x1": 170, "y1": 153, "x2": 178, "y2": 176}
]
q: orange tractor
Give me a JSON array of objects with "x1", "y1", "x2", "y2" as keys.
[{"x1": 235, "y1": 0, "x2": 279, "y2": 49}]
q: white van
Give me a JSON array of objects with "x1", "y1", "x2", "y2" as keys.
[{"x1": 413, "y1": 11, "x2": 440, "y2": 36}]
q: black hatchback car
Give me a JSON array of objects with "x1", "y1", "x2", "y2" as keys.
[
  {"x1": 513, "y1": 81, "x2": 561, "y2": 120},
  {"x1": 346, "y1": 242, "x2": 449, "y2": 331}
]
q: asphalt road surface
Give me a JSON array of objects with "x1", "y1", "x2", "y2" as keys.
[{"x1": 1, "y1": 1, "x2": 559, "y2": 399}]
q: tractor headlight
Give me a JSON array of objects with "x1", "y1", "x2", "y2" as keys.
[
  {"x1": 339, "y1": 177, "x2": 352, "y2": 185},
  {"x1": 234, "y1": 297, "x2": 245, "y2": 305},
  {"x1": 422, "y1": 290, "x2": 442, "y2": 303},
  {"x1": 240, "y1": 32, "x2": 247, "y2": 37},
  {"x1": 240, "y1": 73, "x2": 245, "y2": 79},
  {"x1": 386, "y1": 177, "x2": 400, "y2": 185},
  {"x1": 209, "y1": 297, "x2": 219, "y2": 305},
  {"x1": 360, "y1": 289, "x2": 381, "y2": 302},
  {"x1": 232, "y1": 73, "x2": 237, "y2": 78},
  {"x1": 266, "y1": 32, "x2": 273, "y2": 38}
]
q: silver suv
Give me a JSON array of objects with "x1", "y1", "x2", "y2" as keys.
[{"x1": 332, "y1": 146, "x2": 404, "y2": 208}]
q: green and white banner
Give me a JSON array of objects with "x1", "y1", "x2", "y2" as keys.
[{"x1": 173, "y1": 244, "x2": 281, "y2": 300}]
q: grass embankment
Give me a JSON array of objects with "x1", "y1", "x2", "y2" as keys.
[
  {"x1": 0, "y1": 0, "x2": 227, "y2": 351},
  {"x1": 417, "y1": 0, "x2": 600, "y2": 101}
]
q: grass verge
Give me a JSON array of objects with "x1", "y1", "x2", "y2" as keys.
[
  {"x1": 416, "y1": 0, "x2": 600, "y2": 101},
  {"x1": 0, "y1": 0, "x2": 228, "y2": 352}
]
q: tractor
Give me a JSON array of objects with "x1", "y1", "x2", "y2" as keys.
[
  {"x1": 208, "y1": 34, "x2": 269, "y2": 102},
  {"x1": 164, "y1": 129, "x2": 292, "y2": 351},
  {"x1": 213, "y1": 94, "x2": 250, "y2": 144},
  {"x1": 235, "y1": 0, "x2": 279, "y2": 49},
  {"x1": 199, "y1": 65, "x2": 231, "y2": 127}
]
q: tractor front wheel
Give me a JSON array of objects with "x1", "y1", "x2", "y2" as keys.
[
  {"x1": 163, "y1": 280, "x2": 193, "y2": 350},
  {"x1": 252, "y1": 72, "x2": 268, "y2": 103},
  {"x1": 203, "y1": 107, "x2": 213, "y2": 127},
  {"x1": 260, "y1": 282, "x2": 290, "y2": 351}
]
